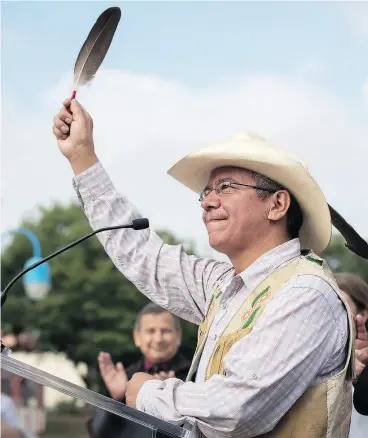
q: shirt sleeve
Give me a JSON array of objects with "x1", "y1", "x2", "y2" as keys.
[
  {"x1": 136, "y1": 276, "x2": 349, "y2": 437},
  {"x1": 72, "y1": 161, "x2": 229, "y2": 325}
]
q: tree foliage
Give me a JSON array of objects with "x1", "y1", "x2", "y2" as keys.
[{"x1": 321, "y1": 234, "x2": 368, "y2": 284}]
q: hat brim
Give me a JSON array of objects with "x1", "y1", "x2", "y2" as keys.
[{"x1": 167, "y1": 135, "x2": 331, "y2": 254}]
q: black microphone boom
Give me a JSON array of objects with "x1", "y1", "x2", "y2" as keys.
[{"x1": 0, "y1": 218, "x2": 149, "y2": 307}]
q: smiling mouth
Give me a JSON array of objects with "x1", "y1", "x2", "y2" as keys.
[
  {"x1": 206, "y1": 219, "x2": 227, "y2": 229},
  {"x1": 151, "y1": 349, "x2": 168, "y2": 354},
  {"x1": 207, "y1": 218, "x2": 226, "y2": 224}
]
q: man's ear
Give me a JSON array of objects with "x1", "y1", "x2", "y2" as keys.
[
  {"x1": 267, "y1": 191, "x2": 290, "y2": 222},
  {"x1": 133, "y1": 329, "x2": 141, "y2": 348}
]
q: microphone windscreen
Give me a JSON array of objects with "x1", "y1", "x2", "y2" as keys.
[{"x1": 132, "y1": 218, "x2": 149, "y2": 230}]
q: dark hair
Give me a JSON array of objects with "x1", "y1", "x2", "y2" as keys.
[
  {"x1": 334, "y1": 273, "x2": 368, "y2": 313},
  {"x1": 134, "y1": 302, "x2": 181, "y2": 331},
  {"x1": 248, "y1": 170, "x2": 303, "y2": 239}
]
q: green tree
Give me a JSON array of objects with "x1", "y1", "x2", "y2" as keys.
[
  {"x1": 1, "y1": 202, "x2": 198, "y2": 391},
  {"x1": 322, "y1": 234, "x2": 368, "y2": 283}
]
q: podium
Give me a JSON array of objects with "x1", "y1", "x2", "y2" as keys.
[{"x1": 1, "y1": 349, "x2": 190, "y2": 438}]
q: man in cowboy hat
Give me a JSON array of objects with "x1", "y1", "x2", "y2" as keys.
[{"x1": 53, "y1": 98, "x2": 359, "y2": 437}]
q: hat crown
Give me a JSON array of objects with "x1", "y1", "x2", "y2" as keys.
[
  {"x1": 229, "y1": 132, "x2": 308, "y2": 170},
  {"x1": 230, "y1": 131, "x2": 267, "y2": 143}
]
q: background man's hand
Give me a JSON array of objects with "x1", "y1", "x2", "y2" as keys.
[
  {"x1": 152, "y1": 370, "x2": 175, "y2": 380},
  {"x1": 52, "y1": 98, "x2": 98, "y2": 174},
  {"x1": 355, "y1": 315, "x2": 368, "y2": 378},
  {"x1": 98, "y1": 352, "x2": 128, "y2": 401},
  {"x1": 125, "y1": 373, "x2": 156, "y2": 409}
]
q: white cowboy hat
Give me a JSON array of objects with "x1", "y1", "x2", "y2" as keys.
[{"x1": 167, "y1": 131, "x2": 331, "y2": 254}]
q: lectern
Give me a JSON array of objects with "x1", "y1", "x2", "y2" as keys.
[{"x1": 1, "y1": 346, "x2": 191, "y2": 438}]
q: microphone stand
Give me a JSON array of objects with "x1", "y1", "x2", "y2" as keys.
[{"x1": 1, "y1": 218, "x2": 149, "y2": 308}]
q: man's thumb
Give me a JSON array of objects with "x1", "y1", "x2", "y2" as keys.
[
  {"x1": 70, "y1": 99, "x2": 86, "y2": 119},
  {"x1": 356, "y1": 314, "x2": 368, "y2": 341},
  {"x1": 116, "y1": 361, "x2": 125, "y2": 372}
]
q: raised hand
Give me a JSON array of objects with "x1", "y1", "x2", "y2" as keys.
[
  {"x1": 98, "y1": 351, "x2": 128, "y2": 401},
  {"x1": 52, "y1": 98, "x2": 98, "y2": 175}
]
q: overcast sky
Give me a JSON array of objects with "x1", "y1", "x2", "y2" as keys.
[{"x1": 2, "y1": 1, "x2": 367, "y2": 258}]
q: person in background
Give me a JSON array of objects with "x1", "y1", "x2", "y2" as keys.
[
  {"x1": 335, "y1": 273, "x2": 368, "y2": 437},
  {"x1": 87, "y1": 302, "x2": 191, "y2": 438}
]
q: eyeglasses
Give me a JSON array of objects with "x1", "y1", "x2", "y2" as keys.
[{"x1": 199, "y1": 180, "x2": 277, "y2": 202}]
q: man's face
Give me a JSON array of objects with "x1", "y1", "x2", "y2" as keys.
[
  {"x1": 201, "y1": 167, "x2": 271, "y2": 256},
  {"x1": 133, "y1": 312, "x2": 181, "y2": 364}
]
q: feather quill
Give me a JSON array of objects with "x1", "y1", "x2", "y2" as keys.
[{"x1": 71, "y1": 7, "x2": 121, "y2": 100}]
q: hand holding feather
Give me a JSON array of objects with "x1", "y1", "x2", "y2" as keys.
[{"x1": 53, "y1": 98, "x2": 98, "y2": 175}]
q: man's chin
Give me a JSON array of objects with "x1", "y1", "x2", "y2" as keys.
[{"x1": 208, "y1": 233, "x2": 228, "y2": 254}]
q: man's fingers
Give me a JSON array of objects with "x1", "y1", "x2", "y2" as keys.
[
  {"x1": 98, "y1": 352, "x2": 112, "y2": 362},
  {"x1": 52, "y1": 126, "x2": 67, "y2": 141},
  {"x1": 58, "y1": 107, "x2": 73, "y2": 124},
  {"x1": 355, "y1": 347, "x2": 368, "y2": 364},
  {"x1": 356, "y1": 315, "x2": 368, "y2": 341},
  {"x1": 98, "y1": 352, "x2": 115, "y2": 372},
  {"x1": 98, "y1": 351, "x2": 107, "y2": 362},
  {"x1": 355, "y1": 359, "x2": 365, "y2": 377},
  {"x1": 70, "y1": 99, "x2": 87, "y2": 119},
  {"x1": 356, "y1": 339, "x2": 368, "y2": 350},
  {"x1": 116, "y1": 362, "x2": 126, "y2": 373},
  {"x1": 69, "y1": 99, "x2": 93, "y2": 129},
  {"x1": 63, "y1": 97, "x2": 72, "y2": 108},
  {"x1": 62, "y1": 97, "x2": 87, "y2": 119},
  {"x1": 53, "y1": 116, "x2": 70, "y2": 133}
]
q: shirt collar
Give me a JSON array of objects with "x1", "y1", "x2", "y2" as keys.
[
  {"x1": 144, "y1": 358, "x2": 170, "y2": 372},
  {"x1": 236, "y1": 238, "x2": 301, "y2": 292}
]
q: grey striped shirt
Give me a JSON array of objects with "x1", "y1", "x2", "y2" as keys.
[{"x1": 73, "y1": 161, "x2": 349, "y2": 438}]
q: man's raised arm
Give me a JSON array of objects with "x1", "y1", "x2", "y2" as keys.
[{"x1": 52, "y1": 98, "x2": 228, "y2": 325}]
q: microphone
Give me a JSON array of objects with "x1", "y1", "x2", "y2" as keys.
[{"x1": 1, "y1": 218, "x2": 149, "y2": 307}]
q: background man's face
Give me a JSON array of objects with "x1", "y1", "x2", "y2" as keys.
[{"x1": 133, "y1": 312, "x2": 181, "y2": 364}]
